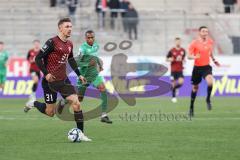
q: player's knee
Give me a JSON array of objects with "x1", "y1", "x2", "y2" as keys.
[
  {"x1": 78, "y1": 95, "x2": 84, "y2": 102},
  {"x1": 193, "y1": 85, "x2": 199, "y2": 91},
  {"x1": 99, "y1": 87, "x2": 105, "y2": 92},
  {"x1": 207, "y1": 82, "x2": 213, "y2": 87},
  {"x1": 206, "y1": 79, "x2": 213, "y2": 86},
  {"x1": 72, "y1": 100, "x2": 80, "y2": 111},
  {"x1": 68, "y1": 95, "x2": 80, "y2": 111},
  {"x1": 98, "y1": 85, "x2": 106, "y2": 92},
  {"x1": 178, "y1": 78, "x2": 184, "y2": 85},
  {"x1": 46, "y1": 109, "x2": 55, "y2": 117}
]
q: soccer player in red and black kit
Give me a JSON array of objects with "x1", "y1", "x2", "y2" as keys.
[
  {"x1": 23, "y1": 18, "x2": 92, "y2": 141},
  {"x1": 26, "y1": 40, "x2": 41, "y2": 104},
  {"x1": 166, "y1": 37, "x2": 186, "y2": 103},
  {"x1": 188, "y1": 26, "x2": 220, "y2": 117}
]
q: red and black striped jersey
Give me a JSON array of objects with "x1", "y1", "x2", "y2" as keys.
[
  {"x1": 27, "y1": 49, "x2": 40, "y2": 72},
  {"x1": 35, "y1": 36, "x2": 80, "y2": 81},
  {"x1": 167, "y1": 47, "x2": 186, "y2": 72}
]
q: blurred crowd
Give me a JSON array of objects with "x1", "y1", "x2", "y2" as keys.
[
  {"x1": 223, "y1": 0, "x2": 240, "y2": 13},
  {"x1": 96, "y1": 0, "x2": 139, "y2": 40},
  {"x1": 49, "y1": 0, "x2": 138, "y2": 40}
]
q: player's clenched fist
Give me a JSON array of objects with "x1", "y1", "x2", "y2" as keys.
[{"x1": 45, "y1": 73, "x2": 56, "y2": 82}]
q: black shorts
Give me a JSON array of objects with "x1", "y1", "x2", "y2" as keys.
[
  {"x1": 42, "y1": 78, "x2": 76, "y2": 104},
  {"x1": 30, "y1": 70, "x2": 41, "y2": 80},
  {"x1": 191, "y1": 65, "x2": 212, "y2": 85},
  {"x1": 171, "y1": 71, "x2": 184, "y2": 81}
]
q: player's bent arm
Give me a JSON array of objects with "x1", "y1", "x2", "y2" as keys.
[
  {"x1": 68, "y1": 55, "x2": 87, "y2": 84},
  {"x1": 35, "y1": 39, "x2": 54, "y2": 76},
  {"x1": 26, "y1": 51, "x2": 30, "y2": 61},
  {"x1": 187, "y1": 50, "x2": 199, "y2": 60},
  {"x1": 166, "y1": 57, "x2": 173, "y2": 62},
  {"x1": 187, "y1": 53, "x2": 196, "y2": 60},
  {"x1": 68, "y1": 53, "x2": 81, "y2": 77},
  {"x1": 188, "y1": 41, "x2": 198, "y2": 60},
  {"x1": 166, "y1": 51, "x2": 173, "y2": 62},
  {"x1": 210, "y1": 53, "x2": 220, "y2": 67},
  {"x1": 96, "y1": 56, "x2": 103, "y2": 70}
]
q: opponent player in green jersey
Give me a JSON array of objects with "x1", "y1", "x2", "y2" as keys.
[
  {"x1": 77, "y1": 30, "x2": 112, "y2": 124},
  {"x1": 0, "y1": 41, "x2": 9, "y2": 92},
  {"x1": 58, "y1": 30, "x2": 112, "y2": 124}
]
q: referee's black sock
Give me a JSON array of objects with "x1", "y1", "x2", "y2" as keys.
[
  {"x1": 33, "y1": 101, "x2": 46, "y2": 114},
  {"x1": 206, "y1": 86, "x2": 213, "y2": 102},
  {"x1": 190, "y1": 91, "x2": 197, "y2": 108},
  {"x1": 74, "y1": 110, "x2": 84, "y2": 132}
]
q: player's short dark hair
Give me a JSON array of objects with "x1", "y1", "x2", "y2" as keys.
[
  {"x1": 0, "y1": 41, "x2": 4, "y2": 45},
  {"x1": 85, "y1": 30, "x2": 95, "y2": 36},
  {"x1": 175, "y1": 37, "x2": 181, "y2": 40},
  {"x1": 33, "y1": 39, "x2": 40, "y2": 43},
  {"x1": 58, "y1": 18, "x2": 71, "y2": 27},
  {"x1": 199, "y1": 26, "x2": 208, "y2": 31}
]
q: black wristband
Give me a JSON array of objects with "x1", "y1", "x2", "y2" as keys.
[{"x1": 74, "y1": 69, "x2": 81, "y2": 77}]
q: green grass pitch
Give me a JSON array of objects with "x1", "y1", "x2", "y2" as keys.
[{"x1": 0, "y1": 97, "x2": 240, "y2": 160}]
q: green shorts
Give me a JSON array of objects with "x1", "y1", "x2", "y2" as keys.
[
  {"x1": 77, "y1": 75, "x2": 105, "y2": 88},
  {"x1": 0, "y1": 73, "x2": 7, "y2": 84}
]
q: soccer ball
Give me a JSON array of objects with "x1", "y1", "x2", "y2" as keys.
[{"x1": 67, "y1": 128, "x2": 81, "y2": 142}]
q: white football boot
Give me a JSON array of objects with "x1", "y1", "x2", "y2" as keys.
[
  {"x1": 24, "y1": 100, "x2": 34, "y2": 113},
  {"x1": 78, "y1": 131, "x2": 92, "y2": 142},
  {"x1": 171, "y1": 97, "x2": 177, "y2": 103}
]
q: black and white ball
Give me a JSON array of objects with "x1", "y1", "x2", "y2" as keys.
[{"x1": 67, "y1": 128, "x2": 81, "y2": 142}]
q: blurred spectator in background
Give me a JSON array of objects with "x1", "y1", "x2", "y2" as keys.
[
  {"x1": 0, "y1": 41, "x2": 9, "y2": 92},
  {"x1": 108, "y1": 0, "x2": 120, "y2": 30},
  {"x1": 59, "y1": 0, "x2": 66, "y2": 7},
  {"x1": 125, "y1": 4, "x2": 138, "y2": 40},
  {"x1": 66, "y1": 0, "x2": 78, "y2": 23},
  {"x1": 96, "y1": 0, "x2": 108, "y2": 29},
  {"x1": 26, "y1": 40, "x2": 41, "y2": 104},
  {"x1": 120, "y1": 0, "x2": 130, "y2": 32},
  {"x1": 223, "y1": 0, "x2": 236, "y2": 13},
  {"x1": 235, "y1": 0, "x2": 240, "y2": 12},
  {"x1": 50, "y1": 0, "x2": 57, "y2": 7}
]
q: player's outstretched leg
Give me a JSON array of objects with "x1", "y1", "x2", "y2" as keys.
[
  {"x1": 189, "y1": 85, "x2": 198, "y2": 117},
  {"x1": 172, "y1": 77, "x2": 184, "y2": 103},
  {"x1": 77, "y1": 84, "x2": 88, "y2": 102},
  {"x1": 56, "y1": 84, "x2": 88, "y2": 114},
  {"x1": 205, "y1": 75, "x2": 214, "y2": 110},
  {"x1": 26, "y1": 73, "x2": 39, "y2": 105},
  {"x1": 97, "y1": 83, "x2": 112, "y2": 124},
  {"x1": 66, "y1": 94, "x2": 92, "y2": 142},
  {"x1": 24, "y1": 100, "x2": 56, "y2": 117},
  {"x1": 171, "y1": 80, "x2": 177, "y2": 103}
]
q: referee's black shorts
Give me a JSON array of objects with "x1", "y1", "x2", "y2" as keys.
[
  {"x1": 42, "y1": 78, "x2": 76, "y2": 104},
  {"x1": 191, "y1": 65, "x2": 212, "y2": 85}
]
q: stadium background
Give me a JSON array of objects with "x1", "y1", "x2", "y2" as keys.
[
  {"x1": 1, "y1": 1, "x2": 240, "y2": 160},
  {"x1": 0, "y1": 0, "x2": 240, "y2": 98}
]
